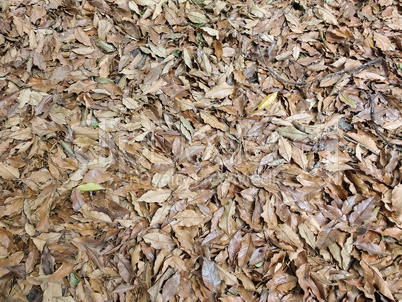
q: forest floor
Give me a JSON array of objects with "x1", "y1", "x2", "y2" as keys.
[{"x1": 0, "y1": 0, "x2": 401, "y2": 301}]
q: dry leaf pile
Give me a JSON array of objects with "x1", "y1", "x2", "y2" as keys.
[{"x1": 0, "y1": 0, "x2": 401, "y2": 301}]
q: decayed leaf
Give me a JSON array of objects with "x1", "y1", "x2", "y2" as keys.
[
  {"x1": 202, "y1": 257, "x2": 221, "y2": 293},
  {"x1": 278, "y1": 136, "x2": 292, "y2": 162},
  {"x1": 162, "y1": 272, "x2": 180, "y2": 302},
  {"x1": 138, "y1": 189, "x2": 172, "y2": 203},
  {"x1": 1, "y1": 0, "x2": 401, "y2": 299},
  {"x1": 237, "y1": 235, "x2": 254, "y2": 268},
  {"x1": 142, "y1": 149, "x2": 173, "y2": 165},
  {"x1": 150, "y1": 203, "x2": 171, "y2": 227}
]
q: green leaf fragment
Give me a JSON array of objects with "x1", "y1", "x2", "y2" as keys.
[
  {"x1": 70, "y1": 272, "x2": 80, "y2": 286},
  {"x1": 255, "y1": 262, "x2": 263, "y2": 268},
  {"x1": 339, "y1": 92, "x2": 357, "y2": 109},
  {"x1": 77, "y1": 183, "x2": 105, "y2": 192}
]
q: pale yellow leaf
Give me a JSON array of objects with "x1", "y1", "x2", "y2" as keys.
[
  {"x1": 339, "y1": 92, "x2": 357, "y2": 108},
  {"x1": 257, "y1": 91, "x2": 278, "y2": 110},
  {"x1": 77, "y1": 183, "x2": 105, "y2": 192}
]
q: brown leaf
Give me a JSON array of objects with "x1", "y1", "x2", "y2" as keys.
[
  {"x1": 200, "y1": 111, "x2": 227, "y2": 131},
  {"x1": 117, "y1": 257, "x2": 134, "y2": 283},
  {"x1": 202, "y1": 257, "x2": 221, "y2": 293},
  {"x1": 349, "y1": 197, "x2": 375, "y2": 225},
  {"x1": 360, "y1": 260, "x2": 394, "y2": 300},
  {"x1": 391, "y1": 184, "x2": 402, "y2": 227},
  {"x1": 228, "y1": 230, "x2": 242, "y2": 263},
  {"x1": 275, "y1": 224, "x2": 303, "y2": 248},
  {"x1": 162, "y1": 272, "x2": 180, "y2": 302}
]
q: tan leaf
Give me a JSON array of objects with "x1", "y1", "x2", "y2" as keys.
[
  {"x1": 138, "y1": 189, "x2": 172, "y2": 203},
  {"x1": 298, "y1": 223, "x2": 316, "y2": 248},
  {"x1": 219, "y1": 200, "x2": 236, "y2": 236},
  {"x1": 200, "y1": 111, "x2": 227, "y2": 131},
  {"x1": 142, "y1": 149, "x2": 173, "y2": 165},
  {"x1": 374, "y1": 32, "x2": 395, "y2": 51},
  {"x1": 75, "y1": 27, "x2": 91, "y2": 46},
  {"x1": 0, "y1": 162, "x2": 19, "y2": 179},
  {"x1": 187, "y1": 11, "x2": 209, "y2": 24},
  {"x1": 173, "y1": 210, "x2": 206, "y2": 227},
  {"x1": 360, "y1": 260, "x2": 394, "y2": 300},
  {"x1": 314, "y1": 6, "x2": 338, "y2": 25},
  {"x1": 183, "y1": 48, "x2": 193, "y2": 69},
  {"x1": 143, "y1": 232, "x2": 175, "y2": 249},
  {"x1": 275, "y1": 224, "x2": 303, "y2": 248},
  {"x1": 391, "y1": 184, "x2": 402, "y2": 227},
  {"x1": 205, "y1": 82, "x2": 234, "y2": 99},
  {"x1": 277, "y1": 126, "x2": 307, "y2": 141},
  {"x1": 278, "y1": 136, "x2": 292, "y2": 162},
  {"x1": 355, "y1": 72, "x2": 386, "y2": 81},
  {"x1": 72, "y1": 47, "x2": 94, "y2": 55}
]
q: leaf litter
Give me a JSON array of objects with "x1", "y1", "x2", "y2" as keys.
[{"x1": 0, "y1": 0, "x2": 402, "y2": 301}]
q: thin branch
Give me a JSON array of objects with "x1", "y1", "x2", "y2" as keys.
[
  {"x1": 257, "y1": 29, "x2": 383, "y2": 86},
  {"x1": 343, "y1": 135, "x2": 380, "y2": 156}
]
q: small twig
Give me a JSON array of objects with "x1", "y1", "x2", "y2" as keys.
[
  {"x1": 343, "y1": 135, "x2": 380, "y2": 156},
  {"x1": 257, "y1": 30, "x2": 383, "y2": 86},
  {"x1": 369, "y1": 92, "x2": 402, "y2": 152}
]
